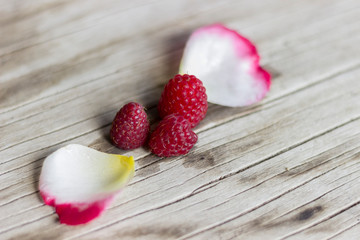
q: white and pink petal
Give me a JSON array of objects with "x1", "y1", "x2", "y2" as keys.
[
  {"x1": 39, "y1": 144, "x2": 134, "y2": 225},
  {"x1": 180, "y1": 24, "x2": 271, "y2": 107}
]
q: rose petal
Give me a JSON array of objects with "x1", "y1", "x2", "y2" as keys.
[
  {"x1": 180, "y1": 24, "x2": 271, "y2": 107},
  {"x1": 39, "y1": 144, "x2": 134, "y2": 225}
]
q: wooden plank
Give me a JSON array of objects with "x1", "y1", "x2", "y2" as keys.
[
  {"x1": 187, "y1": 149, "x2": 360, "y2": 239},
  {"x1": 281, "y1": 204, "x2": 360, "y2": 240},
  {"x1": 1, "y1": 0, "x2": 358, "y2": 119},
  {"x1": 82, "y1": 147, "x2": 360, "y2": 240},
  {"x1": 1, "y1": 65, "x2": 359, "y2": 239},
  {"x1": 329, "y1": 223, "x2": 360, "y2": 240},
  {"x1": 1, "y1": 0, "x2": 360, "y2": 239},
  {"x1": 1, "y1": 64, "x2": 359, "y2": 199},
  {"x1": 6, "y1": 115, "x2": 358, "y2": 239},
  {"x1": 1, "y1": 0, "x2": 359, "y2": 170}
]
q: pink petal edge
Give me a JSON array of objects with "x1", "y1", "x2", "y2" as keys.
[
  {"x1": 193, "y1": 23, "x2": 271, "y2": 90},
  {"x1": 41, "y1": 191, "x2": 115, "y2": 225},
  {"x1": 38, "y1": 145, "x2": 134, "y2": 226},
  {"x1": 183, "y1": 23, "x2": 271, "y2": 106}
]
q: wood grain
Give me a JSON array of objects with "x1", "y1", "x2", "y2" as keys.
[{"x1": 1, "y1": 0, "x2": 360, "y2": 239}]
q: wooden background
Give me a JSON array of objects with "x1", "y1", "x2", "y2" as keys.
[{"x1": 1, "y1": 0, "x2": 360, "y2": 239}]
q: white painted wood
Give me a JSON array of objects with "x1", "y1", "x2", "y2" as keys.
[{"x1": 1, "y1": 0, "x2": 360, "y2": 239}]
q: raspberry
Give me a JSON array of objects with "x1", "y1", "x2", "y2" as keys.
[
  {"x1": 110, "y1": 102, "x2": 149, "y2": 150},
  {"x1": 148, "y1": 114, "x2": 198, "y2": 157},
  {"x1": 158, "y1": 74, "x2": 208, "y2": 128}
]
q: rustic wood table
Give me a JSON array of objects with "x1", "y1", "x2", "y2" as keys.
[{"x1": 1, "y1": 0, "x2": 360, "y2": 239}]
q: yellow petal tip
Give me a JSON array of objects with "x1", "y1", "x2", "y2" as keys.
[{"x1": 112, "y1": 154, "x2": 135, "y2": 186}]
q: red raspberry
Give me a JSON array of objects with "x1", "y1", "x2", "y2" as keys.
[
  {"x1": 149, "y1": 114, "x2": 198, "y2": 157},
  {"x1": 110, "y1": 102, "x2": 149, "y2": 150},
  {"x1": 158, "y1": 74, "x2": 208, "y2": 128}
]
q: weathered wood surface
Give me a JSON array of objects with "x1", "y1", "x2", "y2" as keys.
[{"x1": 1, "y1": 0, "x2": 360, "y2": 239}]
